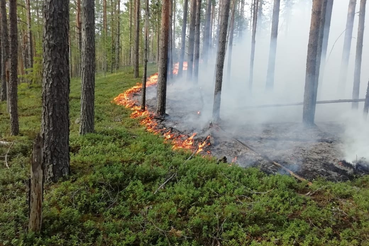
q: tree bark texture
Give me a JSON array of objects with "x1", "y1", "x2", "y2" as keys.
[
  {"x1": 203, "y1": 0, "x2": 212, "y2": 65},
  {"x1": 42, "y1": 0, "x2": 70, "y2": 182},
  {"x1": 80, "y1": 0, "x2": 96, "y2": 135},
  {"x1": 129, "y1": 0, "x2": 132, "y2": 65},
  {"x1": 141, "y1": 0, "x2": 149, "y2": 111},
  {"x1": 156, "y1": 0, "x2": 170, "y2": 117},
  {"x1": 28, "y1": 134, "x2": 43, "y2": 233},
  {"x1": 212, "y1": 0, "x2": 231, "y2": 122},
  {"x1": 265, "y1": 0, "x2": 281, "y2": 90},
  {"x1": 352, "y1": 0, "x2": 366, "y2": 109},
  {"x1": 178, "y1": 0, "x2": 189, "y2": 77},
  {"x1": 194, "y1": 0, "x2": 202, "y2": 83},
  {"x1": 26, "y1": 0, "x2": 34, "y2": 69},
  {"x1": 302, "y1": 0, "x2": 326, "y2": 126},
  {"x1": 248, "y1": 0, "x2": 259, "y2": 89},
  {"x1": 338, "y1": 0, "x2": 357, "y2": 92},
  {"x1": 0, "y1": 0, "x2": 8, "y2": 102},
  {"x1": 168, "y1": 0, "x2": 173, "y2": 80},
  {"x1": 187, "y1": 0, "x2": 197, "y2": 81},
  {"x1": 9, "y1": 0, "x2": 19, "y2": 136},
  {"x1": 134, "y1": 0, "x2": 140, "y2": 78}
]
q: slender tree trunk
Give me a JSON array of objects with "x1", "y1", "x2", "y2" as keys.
[
  {"x1": 25, "y1": 0, "x2": 33, "y2": 69},
  {"x1": 0, "y1": 0, "x2": 9, "y2": 102},
  {"x1": 178, "y1": 0, "x2": 189, "y2": 77},
  {"x1": 364, "y1": 81, "x2": 369, "y2": 117},
  {"x1": 80, "y1": 0, "x2": 95, "y2": 135},
  {"x1": 42, "y1": 0, "x2": 70, "y2": 182},
  {"x1": 134, "y1": 0, "x2": 140, "y2": 78},
  {"x1": 265, "y1": 0, "x2": 281, "y2": 90},
  {"x1": 352, "y1": 0, "x2": 366, "y2": 109},
  {"x1": 116, "y1": 0, "x2": 121, "y2": 70},
  {"x1": 103, "y1": 0, "x2": 107, "y2": 75},
  {"x1": 76, "y1": 0, "x2": 82, "y2": 75},
  {"x1": 110, "y1": 0, "x2": 115, "y2": 73},
  {"x1": 212, "y1": 0, "x2": 231, "y2": 122},
  {"x1": 156, "y1": 0, "x2": 170, "y2": 117},
  {"x1": 168, "y1": 0, "x2": 173, "y2": 80},
  {"x1": 129, "y1": 0, "x2": 132, "y2": 65},
  {"x1": 187, "y1": 0, "x2": 197, "y2": 81},
  {"x1": 248, "y1": 0, "x2": 259, "y2": 89},
  {"x1": 210, "y1": 2, "x2": 215, "y2": 49},
  {"x1": 156, "y1": 18, "x2": 160, "y2": 64},
  {"x1": 226, "y1": 0, "x2": 236, "y2": 84},
  {"x1": 338, "y1": 0, "x2": 357, "y2": 93},
  {"x1": 203, "y1": 0, "x2": 212, "y2": 65},
  {"x1": 193, "y1": 0, "x2": 201, "y2": 83},
  {"x1": 302, "y1": 0, "x2": 327, "y2": 126},
  {"x1": 9, "y1": 0, "x2": 18, "y2": 136},
  {"x1": 141, "y1": 0, "x2": 149, "y2": 111}
]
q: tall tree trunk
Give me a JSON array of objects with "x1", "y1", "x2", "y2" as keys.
[
  {"x1": 212, "y1": 0, "x2": 231, "y2": 122},
  {"x1": 338, "y1": 0, "x2": 357, "y2": 93},
  {"x1": 25, "y1": 0, "x2": 33, "y2": 69},
  {"x1": 265, "y1": 0, "x2": 281, "y2": 90},
  {"x1": 103, "y1": 0, "x2": 107, "y2": 75},
  {"x1": 76, "y1": 0, "x2": 82, "y2": 75},
  {"x1": 210, "y1": 2, "x2": 215, "y2": 49},
  {"x1": 248, "y1": 0, "x2": 259, "y2": 89},
  {"x1": 134, "y1": 0, "x2": 140, "y2": 78},
  {"x1": 0, "y1": 0, "x2": 9, "y2": 102},
  {"x1": 226, "y1": 0, "x2": 236, "y2": 84},
  {"x1": 302, "y1": 0, "x2": 327, "y2": 126},
  {"x1": 156, "y1": 0, "x2": 170, "y2": 117},
  {"x1": 193, "y1": 0, "x2": 201, "y2": 83},
  {"x1": 129, "y1": 0, "x2": 132, "y2": 65},
  {"x1": 178, "y1": 0, "x2": 189, "y2": 77},
  {"x1": 110, "y1": 0, "x2": 115, "y2": 73},
  {"x1": 42, "y1": 0, "x2": 70, "y2": 182},
  {"x1": 352, "y1": 0, "x2": 366, "y2": 109},
  {"x1": 203, "y1": 0, "x2": 212, "y2": 65},
  {"x1": 9, "y1": 0, "x2": 19, "y2": 136},
  {"x1": 116, "y1": 0, "x2": 120, "y2": 70},
  {"x1": 80, "y1": 0, "x2": 96, "y2": 135},
  {"x1": 187, "y1": 0, "x2": 197, "y2": 81},
  {"x1": 141, "y1": 0, "x2": 149, "y2": 111},
  {"x1": 168, "y1": 0, "x2": 173, "y2": 80}
]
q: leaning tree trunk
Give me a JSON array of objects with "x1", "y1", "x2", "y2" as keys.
[
  {"x1": 156, "y1": 0, "x2": 170, "y2": 117},
  {"x1": 0, "y1": 0, "x2": 9, "y2": 102},
  {"x1": 141, "y1": 0, "x2": 149, "y2": 111},
  {"x1": 193, "y1": 0, "x2": 202, "y2": 83},
  {"x1": 187, "y1": 0, "x2": 197, "y2": 81},
  {"x1": 338, "y1": 0, "x2": 357, "y2": 94},
  {"x1": 26, "y1": 0, "x2": 33, "y2": 70},
  {"x1": 302, "y1": 0, "x2": 327, "y2": 126},
  {"x1": 248, "y1": 0, "x2": 259, "y2": 90},
  {"x1": 226, "y1": 0, "x2": 236, "y2": 84},
  {"x1": 80, "y1": 0, "x2": 96, "y2": 135},
  {"x1": 178, "y1": 0, "x2": 189, "y2": 77},
  {"x1": 265, "y1": 0, "x2": 281, "y2": 90},
  {"x1": 212, "y1": 0, "x2": 231, "y2": 122},
  {"x1": 9, "y1": 0, "x2": 19, "y2": 136},
  {"x1": 42, "y1": 0, "x2": 70, "y2": 182},
  {"x1": 134, "y1": 0, "x2": 140, "y2": 78},
  {"x1": 352, "y1": 0, "x2": 366, "y2": 109},
  {"x1": 203, "y1": 0, "x2": 212, "y2": 65}
]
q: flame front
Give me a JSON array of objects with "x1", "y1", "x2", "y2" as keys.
[{"x1": 113, "y1": 71, "x2": 210, "y2": 155}]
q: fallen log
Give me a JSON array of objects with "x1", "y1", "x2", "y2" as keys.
[{"x1": 0, "y1": 140, "x2": 12, "y2": 146}]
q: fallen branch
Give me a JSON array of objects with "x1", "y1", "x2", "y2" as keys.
[
  {"x1": 4, "y1": 142, "x2": 14, "y2": 169},
  {"x1": 0, "y1": 140, "x2": 12, "y2": 146}
]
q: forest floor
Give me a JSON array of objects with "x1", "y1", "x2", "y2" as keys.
[{"x1": 1, "y1": 66, "x2": 369, "y2": 245}]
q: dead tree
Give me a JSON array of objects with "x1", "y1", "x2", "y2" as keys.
[
  {"x1": 248, "y1": 0, "x2": 259, "y2": 90},
  {"x1": 156, "y1": 0, "x2": 170, "y2": 117},
  {"x1": 352, "y1": 0, "x2": 366, "y2": 109},
  {"x1": 193, "y1": 0, "x2": 202, "y2": 83},
  {"x1": 338, "y1": 0, "x2": 357, "y2": 94},
  {"x1": 187, "y1": 0, "x2": 197, "y2": 81},
  {"x1": 302, "y1": 0, "x2": 327, "y2": 126},
  {"x1": 265, "y1": 0, "x2": 281, "y2": 90},
  {"x1": 134, "y1": 0, "x2": 140, "y2": 78},
  {"x1": 141, "y1": 0, "x2": 149, "y2": 111},
  {"x1": 178, "y1": 0, "x2": 189, "y2": 77},
  {"x1": 226, "y1": 0, "x2": 237, "y2": 84},
  {"x1": 212, "y1": 0, "x2": 231, "y2": 122}
]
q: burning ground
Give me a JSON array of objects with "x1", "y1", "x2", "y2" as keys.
[{"x1": 114, "y1": 72, "x2": 369, "y2": 183}]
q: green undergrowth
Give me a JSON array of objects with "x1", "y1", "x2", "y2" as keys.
[{"x1": 1, "y1": 66, "x2": 369, "y2": 245}]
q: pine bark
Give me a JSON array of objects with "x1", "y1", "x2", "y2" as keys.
[
  {"x1": 352, "y1": 0, "x2": 366, "y2": 109},
  {"x1": 134, "y1": 0, "x2": 140, "y2": 78},
  {"x1": 141, "y1": 0, "x2": 149, "y2": 111},
  {"x1": 0, "y1": 0, "x2": 8, "y2": 102},
  {"x1": 80, "y1": 0, "x2": 95, "y2": 135},
  {"x1": 212, "y1": 0, "x2": 231, "y2": 122},
  {"x1": 187, "y1": 0, "x2": 197, "y2": 81},
  {"x1": 9, "y1": 0, "x2": 19, "y2": 136},
  {"x1": 129, "y1": 0, "x2": 132, "y2": 65},
  {"x1": 265, "y1": 0, "x2": 281, "y2": 90},
  {"x1": 178, "y1": 0, "x2": 188, "y2": 77},
  {"x1": 25, "y1": 0, "x2": 33, "y2": 69},
  {"x1": 156, "y1": 0, "x2": 170, "y2": 117},
  {"x1": 248, "y1": 0, "x2": 259, "y2": 89},
  {"x1": 193, "y1": 0, "x2": 202, "y2": 83},
  {"x1": 203, "y1": 0, "x2": 212, "y2": 65},
  {"x1": 42, "y1": 0, "x2": 70, "y2": 182},
  {"x1": 338, "y1": 0, "x2": 357, "y2": 92}
]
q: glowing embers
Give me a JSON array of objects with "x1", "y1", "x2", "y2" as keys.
[{"x1": 113, "y1": 72, "x2": 211, "y2": 155}]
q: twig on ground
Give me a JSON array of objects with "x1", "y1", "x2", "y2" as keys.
[{"x1": 4, "y1": 142, "x2": 14, "y2": 169}]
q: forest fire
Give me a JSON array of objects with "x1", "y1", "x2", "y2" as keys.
[{"x1": 113, "y1": 72, "x2": 210, "y2": 155}]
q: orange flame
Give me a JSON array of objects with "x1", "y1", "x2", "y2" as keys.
[{"x1": 113, "y1": 71, "x2": 210, "y2": 155}]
